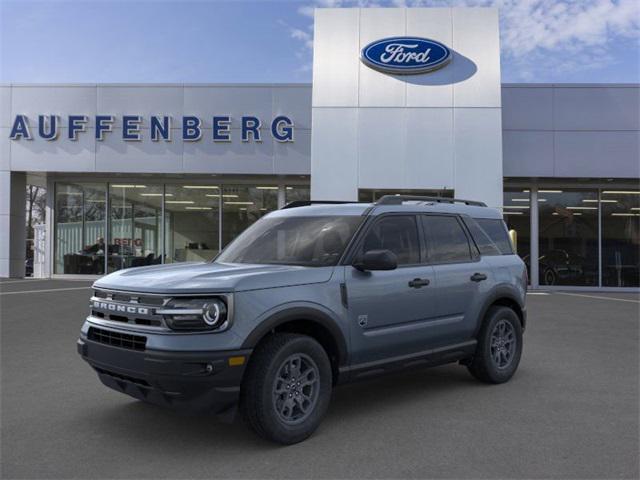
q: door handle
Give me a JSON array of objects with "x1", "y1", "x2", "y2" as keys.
[
  {"x1": 470, "y1": 272, "x2": 488, "y2": 282},
  {"x1": 408, "y1": 278, "x2": 430, "y2": 288}
]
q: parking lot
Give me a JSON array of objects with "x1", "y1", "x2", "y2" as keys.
[{"x1": 1, "y1": 279, "x2": 638, "y2": 479}]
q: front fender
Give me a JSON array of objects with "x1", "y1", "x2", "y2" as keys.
[{"x1": 240, "y1": 302, "x2": 349, "y2": 366}]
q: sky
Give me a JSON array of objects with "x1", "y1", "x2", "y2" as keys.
[{"x1": 1, "y1": 0, "x2": 639, "y2": 84}]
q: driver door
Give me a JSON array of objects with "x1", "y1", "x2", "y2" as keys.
[{"x1": 345, "y1": 214, "x2": 438, "y2": 365}]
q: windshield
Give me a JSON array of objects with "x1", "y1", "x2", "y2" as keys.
[{"x1": 216, "y1": 215, "x2": 363, "y2": 267}]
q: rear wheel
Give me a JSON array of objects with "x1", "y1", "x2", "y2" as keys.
[
  {"x1": 240, "y1": 333, "x2": 332, "y2": 444},
  {"x1": 467, "y1": 306, "x2": 523, "y2": 384}
]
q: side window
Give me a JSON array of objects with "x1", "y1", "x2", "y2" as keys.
[
  {"x1": 360, "y1": 216, "x2": 420, "y2": 265},
  {"x1": 463, "y1": 217, "x2": 502, "y2": 256},
  {"x1": 475, "y1": 218, "x2": 514, "y2": 254},
  {"x1": 422, "y1": 215, "x2": 472, "y2": 263}
]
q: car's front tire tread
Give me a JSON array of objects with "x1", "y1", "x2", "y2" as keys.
[{"x1": 240, "y1": 333, "x2": 332, "y2": 444}]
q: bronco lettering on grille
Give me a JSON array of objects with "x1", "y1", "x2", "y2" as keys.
[{"x1": 91, "y1": 301, "x2": 150, "y2": 315}]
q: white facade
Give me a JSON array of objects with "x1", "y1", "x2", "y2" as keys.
[
  {"x1": 3, "y1": 83, "x2": 637, "y2": 181},
  {"x1": 310, "y1": 8, "x2": 503, "y2": 208},
  {"x1": 2, "y1": 84, "x2": 311, "y2": 176},
  {"x1": 502, "y1": 84, "x2": 640, "y2": 178}
]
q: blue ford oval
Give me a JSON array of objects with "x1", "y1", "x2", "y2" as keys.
[{"x1": 361, "y1": 36, "x2": 451, "y2": 75}]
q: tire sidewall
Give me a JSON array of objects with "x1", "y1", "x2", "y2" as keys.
[
  {"x1": 480, "y1": 307, "x2": 523, "y2": 383},
  {"x1": 259, "y1": 336, "x2": 332, "y2": 443}
]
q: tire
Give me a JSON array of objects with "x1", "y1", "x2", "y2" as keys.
[
  {"x1": 240, "y1": 333, "x2": 332, "y2": 445},
  {"x1": 543, "y1": 268, "x2": 557, "y2": 286},
  {"x1": 467, "y1": 306, "x2": 523, "y2": 384}
]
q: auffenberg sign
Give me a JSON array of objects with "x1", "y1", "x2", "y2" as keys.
[{"x1": 8, "y1": 114, "x2": 295, "y2": 142}]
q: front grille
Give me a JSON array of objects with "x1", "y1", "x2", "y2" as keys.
[
  {"x1": 108, "y1": 291, "x2": 165, "y2": 306},
  {"x1": 90, "y1": 289, "x2": 168, "y2": 329},
  {"x1": 88, "y1": 327, "x2": 147, "y2": 351},
  {"x1": 90, "y1": 310, "x2": 162, "y2": 327}
]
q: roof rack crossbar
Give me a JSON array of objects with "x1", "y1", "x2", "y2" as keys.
[
  {"x1": 375, "y1": 195, "x2": 487, "y2": 207},
  {"x1": 282, "y1": 200, "x2": 358, "y2": 209}
]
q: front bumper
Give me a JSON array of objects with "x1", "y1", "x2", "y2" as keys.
[{"x1": 77, "y1": 333, "x2": 252, "y2": 415}]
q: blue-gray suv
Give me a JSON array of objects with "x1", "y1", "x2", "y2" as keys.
[{"x1": 78, "y1": 195, "x2": 527, "y2": 444}]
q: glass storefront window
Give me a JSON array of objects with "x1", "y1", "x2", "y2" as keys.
[
  {"x1": 51, "y1": 181, "x2": 638, "y2": 289},
  {"x1": 601, "y1": 190, "x2": 640, "y2": 287},
  {"x1": 54, "y1": 183, "x2": 106, "y2": 274},
  {"x1": 221, "y1": 185, "x2": 278, "y2": 248},
  {"x1": 503, "y1": 188, "x2": 531, "y2": 264},
  {"x1": 164, "y1": 184, "x2": 220, "y2": 263},
  {"x1": 55, "y1": 183, "x2": 82, "y2": 274},
  {"x1": 54, "y1": 183, "x2": 106, "y2": 275},
  {"x1": 84, "y1": 184, "x2": 107, "y2": 274},
  {"x1": 108, "y1": 184, "x2": 162, "y2": 272},
  {"x1": 538, "y1": 189, "x2": 599, "y2": 286},
  {"x1": 358, "y1": 189, "x2": 453, "y2": 202},
  {"x1": 285, "y1": 185, "x2": 310, "y2": 204}
]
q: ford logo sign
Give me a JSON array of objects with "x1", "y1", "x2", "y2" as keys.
[{"x1": 361, "y1": 37, "x2": 451, "y2": 75}]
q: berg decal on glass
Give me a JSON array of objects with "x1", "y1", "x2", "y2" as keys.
[{"x1": 361, "y1": 37, "x2": 452, "y2": 75}]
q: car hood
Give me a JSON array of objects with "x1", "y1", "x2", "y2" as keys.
[{"x1": 93, "y1": 262, "x2": 335, "y2": 294}]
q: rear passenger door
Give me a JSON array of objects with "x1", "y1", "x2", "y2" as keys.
[{"x1": 420, "y1": 215, "x2": 493, "y2": 345}]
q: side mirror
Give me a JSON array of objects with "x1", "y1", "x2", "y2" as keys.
[{"x1": 353, "y1": 249, "x2": 398, "y2": 271}]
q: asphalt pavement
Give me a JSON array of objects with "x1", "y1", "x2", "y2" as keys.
[{"x1": 1, "y1": 280, "x2": 638, "y2": 479}]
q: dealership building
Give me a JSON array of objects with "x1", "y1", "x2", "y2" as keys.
[{"x1": 1, "y1": 7, "x2": 638, "y2": 289}]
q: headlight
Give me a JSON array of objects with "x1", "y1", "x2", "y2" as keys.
[
  {"x1": 203, "y1": 301, "x2": 225, "y2": 326},
  {"x1": 159, "y1": 297, "x2": 229, "y2": 331}
]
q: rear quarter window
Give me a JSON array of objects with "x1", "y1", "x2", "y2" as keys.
[{"x1": 473, "y1": 218, "x2": 514, "y2": 255}]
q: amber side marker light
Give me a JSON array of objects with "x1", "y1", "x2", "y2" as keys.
[{"x1": 228, "y1": 356, "x2": 246, "y2": 367}]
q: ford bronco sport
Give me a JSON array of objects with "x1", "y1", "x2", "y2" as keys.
[{"x1": 78, "y1": 195, "x2": 527, "y2": 444}]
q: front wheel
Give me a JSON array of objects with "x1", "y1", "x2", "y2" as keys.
[
  {"x1": 240, "y1": 333, "x2": 332, "y2": 444},
  {"x1": 467, "y1": 306, "x2": 523, "y2": 384}
]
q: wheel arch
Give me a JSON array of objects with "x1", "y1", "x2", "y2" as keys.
[
  {"x1": 241, "y1": 306, "x2": 348, "y2": 383},
  {"x1": 476, "y1": 287, "x2": 526, "y2": 335}
]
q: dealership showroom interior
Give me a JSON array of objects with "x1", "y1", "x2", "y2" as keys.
[{"x1": 1, "y1": 1, "x2": 639, "y2": 478}]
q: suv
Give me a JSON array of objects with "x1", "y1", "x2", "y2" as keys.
[{"x1": 78, "y1": 195, "x2": 527, "y2": 444}]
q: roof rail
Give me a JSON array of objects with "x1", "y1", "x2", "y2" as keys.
[
  {"x1": 282, "y1": 200, "x2": 359, "y2": 209},
  {"x1": 375, "y1": 195, "x2": 487, "y2": 207}
]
